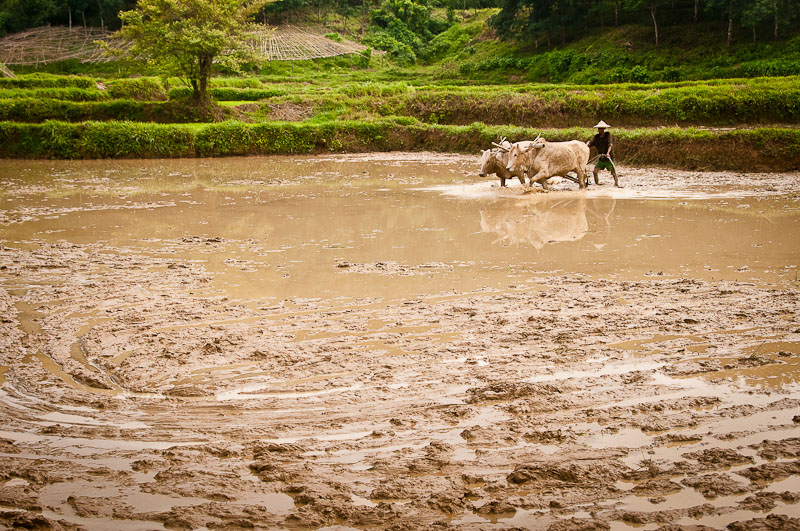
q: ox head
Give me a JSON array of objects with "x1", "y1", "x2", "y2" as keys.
[
  {"x1": 479, "y1": 139, "x2": 513, "y2": 176},
  {"x1": 478, "y1": 149, "x2": 494, "y2": 177},
  {"x1": 505, "y1": 136, "x2": 546, "y2": 173}
]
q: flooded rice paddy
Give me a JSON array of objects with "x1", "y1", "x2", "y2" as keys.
[{"x1": 0, "y1": 153, "x2": 799, "y2": 530}]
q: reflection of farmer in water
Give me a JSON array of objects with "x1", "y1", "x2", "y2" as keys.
[{"x1": 586, "y1": 120, "x2": 620, "y2": 187}]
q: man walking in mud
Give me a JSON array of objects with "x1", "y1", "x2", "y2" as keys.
[{"x1": 586, "y1": 120, "x2": 620, "y2": 187}]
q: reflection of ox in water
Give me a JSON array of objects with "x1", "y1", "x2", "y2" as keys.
[
  {"x1": 506, "y1": 138, "x2": 590, "y2": 190},
  {"x1": 478, "y1": 140, "x2": 526, "y2": 188},
  {"x1": 479, "y1": 195, "x2": 616, "y2": 249}
]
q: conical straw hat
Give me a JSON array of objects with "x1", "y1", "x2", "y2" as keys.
[{"x1": 593, "y1": 120, "x2": 611, "y2": 128}]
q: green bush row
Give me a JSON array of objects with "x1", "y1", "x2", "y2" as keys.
[
  {"x1": 106, "y1": 78, "x2": 168, "y2": 101},
  {"x1": 398, "y1": 81, "x2": 800, "y2": 125},
  {"x1": 1, "y1": 120, "x2": 797, "y2": 171},
  {"x1": 0, "y1": 121, "x2": 195, "y2": 158},
  {"x1": 0, "y1": 77, "x2": 167, "y2": 102},
  {"x1": 168, "y1": 87, "x2": 288, "y2": 101},
  {"x1": 0, "y1": 87, "x2": 109, "y2": 101},
  {"x1": 0, "y1": 98, "x2": 222, "y2": 123},
  {"x1": 2, "y1": 75, "x2": 798, "y2": 127},
  {"x1": 0, "y1": 73, "x2": 96, "y2": 89}
]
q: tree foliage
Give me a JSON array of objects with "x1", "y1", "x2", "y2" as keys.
[
  {"x1": 363, "y1": 0, "x2": 450, "y2": 64},
  {"x1": 116, "y1": 0, "x2": 255, "y2": 105},
  {"x1": 0, "y1": 0, "x2": 136, "y2": 36},
  {"x1": 490, "y1": 0, "x2": 800, "y2": 46}
]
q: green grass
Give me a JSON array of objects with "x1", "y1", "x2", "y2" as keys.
[{"x1": 2, "y1": 119, "x2": 798, "y2": 172}]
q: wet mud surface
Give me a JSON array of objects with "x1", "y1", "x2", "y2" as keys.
[{"x1": 0, "y1": 154, "x2": 799, "y2": 530}]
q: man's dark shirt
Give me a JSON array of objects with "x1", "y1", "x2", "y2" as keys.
[{"x1": 589, "y1": 132, "x2": 613, "y2": 158}]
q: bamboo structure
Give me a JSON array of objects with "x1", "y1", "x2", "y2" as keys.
[
  {"x1": 0, "y1": 25, "x2": 374, "y2": 67},
  {"x1": 0, "y1": 26, "x2": 122, "y2": 66},
  {"x1": 246, "y1": 25, "x2": 373, "y2": 61},
  {"x1": 0, "y1": 63, "x2": 14, "y2": 78}
]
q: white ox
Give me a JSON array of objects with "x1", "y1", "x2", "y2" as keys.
[
  {"x1": 478, "y1": 140, "x2": 525, "y2": 187},
  {"x1": 506, "y1": 138, "x2": 590, "y2": 189}
]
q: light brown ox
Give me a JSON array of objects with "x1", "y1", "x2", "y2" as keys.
[
  {"x1": 478, "y1": 141, "x2": 526, "y2": 187},
  {"x1": 505, "y1": 139, "x2": 590, "y2": 190}
]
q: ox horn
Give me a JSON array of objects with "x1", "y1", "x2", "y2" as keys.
[{"x1": 491, "y1": 142, "x2": 509, "y2": 152}]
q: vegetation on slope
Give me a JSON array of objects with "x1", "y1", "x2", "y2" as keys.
[{"x1": 0, "y1": 1, "x2": 799, "y2": 169}]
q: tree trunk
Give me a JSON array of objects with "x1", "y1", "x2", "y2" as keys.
[
  {"x1": 81, "y1": 10, "x2": 86, "y2": 30},
  {"x1": 752, "y1": 26, "x2": 756, "y2": 43},
  {"x1": 773, "y1": 1, "x2": 779, "y2": 40},
  {"x1": 650, "y1": 4, "x2": 659, "y2": 46},
  {"x1": 693, "y1": 0, "x2": 698, "y2": 23},
  {"x1": 97, "y1": 0, "x2": 104, "y2": 31},
  {"x1": 68, "y1": 4, "x2": 72, "y2": 29},
  {"x1": 615, "y1": 0, "x2": 620, "y2": 26},
  {"x1": 194, "y1": 56, "x2": 213, "y2": 107},
  {"x1": 727, "y1": 15, "x2": 733, "y2": 46}
]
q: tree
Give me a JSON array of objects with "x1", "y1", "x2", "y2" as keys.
[
  {"x1": 624, "y1": 0, "x2": 666, "y2": 46},
  {"x1": 116, "y1": 0, "x2": 255, "y2": 105},
  {"x1": 767, "y1": 0, "x2": 799, "y2": 40},
  {"x1": 0, "y1": 0, "x2": 59, "y2": 35},
  {"x1": 741, "y1": 0, "x2": 769, "y2": 42},
  {"x1": 706, "y1": 0, "x2": 746, "y2": 46}
]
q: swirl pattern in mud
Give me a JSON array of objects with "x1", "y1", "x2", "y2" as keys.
[{"x1": 1, "y1": 154, "x2": 799, "y2": 530}]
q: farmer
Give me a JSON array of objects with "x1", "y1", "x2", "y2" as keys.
[{"x1": 586, "y1": 120, "x2": 619, "y2": 187}]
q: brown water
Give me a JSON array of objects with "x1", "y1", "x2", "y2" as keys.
[{"x1": 1, "y1": 155, "x2": 797, "y2": 304}]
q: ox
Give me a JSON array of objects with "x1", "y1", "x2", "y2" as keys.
[
  {"x1": 478, "y1": 140, "x2": 525, "y2": 187},
  {"x1": 506, "y1": 138, "x2": 590, "y2": 190}
]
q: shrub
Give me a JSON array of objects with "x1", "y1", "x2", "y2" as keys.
[
  {"x1": 77, "y1": 121, "x2": 194, "y2": 158},
  {"x1": 0, "y1": 98, "x2": 221, "y2": 123},
  {"x1": 0, "y1": 87, "x2": 108, "y2": 101},
  {"x1": 0, "y1": 74, "x2": 96, "y2": 89},
  {"x1": 168, "y1": 87, "x2": 288, "y2": 101},
  {"x1": 356, "y1": 47, "x2": 372, "y2": 69},
  {"x1": 107, "y1": 78, "x2": 168, "y2": 101}
]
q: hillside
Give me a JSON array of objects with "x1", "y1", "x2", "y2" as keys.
[{"x1": 0, "y1": 8, "x2": 798, "y2": 168}]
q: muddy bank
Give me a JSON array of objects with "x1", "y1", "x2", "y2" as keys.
[{"x1": 0, "y1": 156, "x2": 798, "y2": 529}]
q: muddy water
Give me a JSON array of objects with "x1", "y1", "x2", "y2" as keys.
[
  {"x1": 1, "y1": 154, "x2": 799, "y2": 530},
  {"x1": 1, "y1": 156, "x2": 797, "y2": 302}
]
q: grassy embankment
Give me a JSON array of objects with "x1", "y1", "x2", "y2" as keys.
[{"x1": 2, "y1": 118, "x2": 798, "y2": 171}]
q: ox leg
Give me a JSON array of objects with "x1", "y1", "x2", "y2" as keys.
[
  {"x1": 529, "y1": 170, "x2": 550, "y2": 191},
  {"x1": 577, "y1": 167, "x2": 587, "y2": 189},
  {"x1": 500, "y1": 176, "x2": 507, "y2": 187}
]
